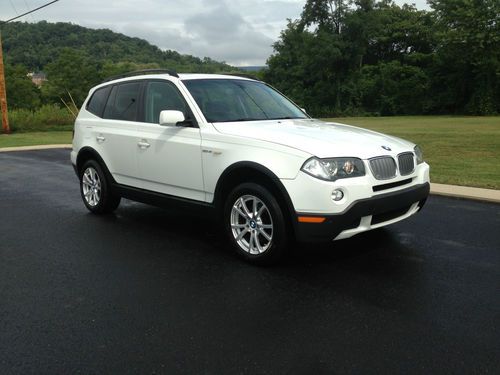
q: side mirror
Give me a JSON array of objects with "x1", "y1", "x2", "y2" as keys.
[{"x1": 159, "y1": 110, "x2": 185, "y2": 126}]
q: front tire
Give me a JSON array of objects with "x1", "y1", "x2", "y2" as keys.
[
  {"x1": 223, "y1": 183, "x2": 288, "y2": 265},
  {"x1": 79, "y1": 160, "x2": 121, "y2": 214}
]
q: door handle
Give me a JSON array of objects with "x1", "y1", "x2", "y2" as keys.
[
  {"x1": 96, "y1": 135, "x2": 106, "y2": 143},
  {"x1": 137, "y1": 140, "x2": 151, "y2": 149}
]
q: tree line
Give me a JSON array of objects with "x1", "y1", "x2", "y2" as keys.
[{"x1": 263, "y1": 0, "x2": 499, "y2": 116}]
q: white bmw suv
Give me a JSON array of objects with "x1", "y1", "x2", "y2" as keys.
[{"x1": 72, "y1": 70, "x2": 430, "y2": 264}]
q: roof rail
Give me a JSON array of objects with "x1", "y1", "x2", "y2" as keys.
[
  {"x1": 220, "y1": 72, "x2": 259, "y2": 81},
  {"x1": 103, "y1": 69, "x2": 179, "y2": 82}
]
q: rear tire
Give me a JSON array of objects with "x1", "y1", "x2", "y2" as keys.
[
  {"x1": 223, "y1": 182, "x2": 288, "y2": 265},
  {"x1": 79, "y1": 160, "x2": 121, "y2": 214}
]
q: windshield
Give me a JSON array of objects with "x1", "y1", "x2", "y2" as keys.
[{"x1": 182, "y1": 79, "x2": 308, "y2": 123}]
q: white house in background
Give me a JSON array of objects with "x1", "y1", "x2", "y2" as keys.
[{"x1": 27, "y1": 72, "x2": 47, "y2": 86}]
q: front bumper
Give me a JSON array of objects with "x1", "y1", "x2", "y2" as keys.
[{"x1": 295, "y1": 182, "x2": 430, "y2": 242}]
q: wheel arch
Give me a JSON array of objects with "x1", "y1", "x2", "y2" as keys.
[
  {"x1": 214, "y1": 162, "x2": 297, "y2": 235},
  {"x1": 76, "y1": 147, "x2": 116, "y2": 184}
]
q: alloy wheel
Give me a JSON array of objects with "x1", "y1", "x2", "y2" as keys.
[
  {"x1": 82, "y1": 167, "x2": 102, "y2": 207},
  {"x1": 230, "y1": 194, "x2": 273, "y2": 254}
]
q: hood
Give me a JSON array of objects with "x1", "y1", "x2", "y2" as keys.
[{"x1": 213, "y1": 119, "x2": 415, "y2": 159}]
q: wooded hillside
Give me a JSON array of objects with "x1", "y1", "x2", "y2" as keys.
[
  {"x1": 2, "y1": 21, "x2": 234, "y2": 108},
  {"x1": 2, "y1": 21, "x2": 231, "y2": 72}
]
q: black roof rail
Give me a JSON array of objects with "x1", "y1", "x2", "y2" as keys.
[
  {"x1": 103, "y1": 69, "x2": 179, "y2": 82},
  {"x1": 220, "y1": 72, "x2": 260, "y2": 81}
]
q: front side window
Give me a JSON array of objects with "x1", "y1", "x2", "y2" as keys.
[
  {"x1": 182, "y1": 79, "x2": 307, "y2": 123},
  {"x1": 103, "y1": 82, "x2": 141, "y2": 121},
  {"x1": 143, "y1": 81, "x2": 188, "y2": 123}
]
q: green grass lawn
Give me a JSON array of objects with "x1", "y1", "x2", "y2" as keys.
[
  {"x1": 0, "y1": 131, "x2": 72, "y2": 148},
  {"x1": 325, "y1": 116, "x2": 500, "y2": 189},
  {"x1": 1, "y1": 116, "x2": 499, "y2": 189}
]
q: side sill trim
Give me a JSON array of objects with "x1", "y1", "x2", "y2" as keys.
[{"x1": 113, "y1": 183, "x2": 215, "y2": 216}]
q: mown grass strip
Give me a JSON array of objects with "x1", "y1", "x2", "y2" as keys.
[{"x1": 0, "y1": 131, "x2": 73, "y2": 148}]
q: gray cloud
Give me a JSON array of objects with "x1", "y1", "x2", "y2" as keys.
[
  {"x1": 1, "y1": 0, "x2": 429, "y2": 66},
  {"x1": 182, "y1": 4, "x2": 275, "y2": 65}
]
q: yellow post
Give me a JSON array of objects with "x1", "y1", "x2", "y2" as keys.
[{"x1": 0, "y1": 31, "x2": 10, "y2": 134}]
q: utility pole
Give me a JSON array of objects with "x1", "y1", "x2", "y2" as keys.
[{"x1": 0, "y1": 31, "x2": 9, "y2": 134}]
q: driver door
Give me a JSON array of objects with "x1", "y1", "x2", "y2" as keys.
[{"x1": 135, "y1": 80, "x2": 204, "y2": 201}]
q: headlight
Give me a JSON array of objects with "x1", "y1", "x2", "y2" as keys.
[
  {"x1": 414, "y1": 145, "x2": 424, "y2": 164},
  {"x1": 301, "y1": 157, "x2": 365, "y2": 181}
]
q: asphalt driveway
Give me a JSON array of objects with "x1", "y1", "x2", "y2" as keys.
[{"x1": 1, "y1": 149, "x2": 499, "y2": 374}]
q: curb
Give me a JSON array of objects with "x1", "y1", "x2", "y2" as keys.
[
  {"x1": 0, "y1": 144, "x2": 72, "y2": 153},
  {"x1": 430, "y1": 183, "x2": 500, "y2": 204},
  {"x1": 0, "y1": 144, "x2": 499, "y2": 204}
]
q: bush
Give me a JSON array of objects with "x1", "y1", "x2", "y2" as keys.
[{"x1": 8, "y1": 104, "x2": 75, "y2": 133}]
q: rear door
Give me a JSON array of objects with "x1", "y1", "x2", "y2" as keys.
[{"x1": 96, "y1": 81, "x2": 142, "y2": 186}]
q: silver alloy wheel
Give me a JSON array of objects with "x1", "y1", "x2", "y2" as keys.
[
  {"x1": 81, "y1": 167, "x2": 102, "y2": 207},
  {"x1": 230, "y1": 194, "x2": 273, "y2": 254}
]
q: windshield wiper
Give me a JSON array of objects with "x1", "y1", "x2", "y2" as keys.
[
  {"x1": 271, "y1": 116, "x2": 305, "y2": 120},
  {"x1": 216, "y1": 118, "x2": 264, "y2": 122},
  {"x1": 214, "y1": 117, "x2": 305, "y2": 123}
]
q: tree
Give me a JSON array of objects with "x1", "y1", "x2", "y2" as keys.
[
  {"x1": 359, "y1": 61, "x2": 430, "y2": 115},
  {"x1": 301, "y1": 0, "x2": 349, "y2": 34},
  {"x1": 265, "y1": 20, "x2": 350, "y2": 114},
  {"x1": 429, "y1": 0, "x2": 500, "y2": 114},
  {"x1": 41, "y1": 48, "x2": 103, "y2": 107},
  {"x1": 4, "y1": 64, "x2": 41, "y2": 110},
  {"x1": 266, "y1": 0, "x2": 435, "y2": 116}
]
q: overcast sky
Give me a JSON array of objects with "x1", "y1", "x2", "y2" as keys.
[{"x1": 1, "y1": 0, "x2": 430, "y2": 66}]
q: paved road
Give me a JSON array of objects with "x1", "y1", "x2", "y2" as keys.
[{"x1": 1, "y1": 149, "x2": 499, "y2": 374}]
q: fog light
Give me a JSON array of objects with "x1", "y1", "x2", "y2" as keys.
[{"x1": 331, "y1": 189, "x2": 344, "y2": 201}]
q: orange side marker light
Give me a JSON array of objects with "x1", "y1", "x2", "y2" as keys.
[{"x1": 298, "y1": 216, "x2": 326, "y2": 223}]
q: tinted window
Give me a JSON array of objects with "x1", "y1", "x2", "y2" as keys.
[
  {"x1": 182, "y1": 79, "x2": 307, "y2": 123},
  {"x1": 144, "y1": 81, "x2": 188, "y2": 123},
  {"x1": 87, "y1": 86, "x2": 110, "y2": 117},
  {"x1": 103, "y1": 82, "x2": 141, "y2": 121}
]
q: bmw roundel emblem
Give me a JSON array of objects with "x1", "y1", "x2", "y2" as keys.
[{"x1": 381, "y1": 145, "x2": 392, "y2": 151}]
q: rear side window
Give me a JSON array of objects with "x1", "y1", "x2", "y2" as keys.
[
  {"x1": 86, "y1": 86, "x2": 111, "y2": 117},
  {"x1": 103, "y1": 82, "x2": 141, "y2": 121}
]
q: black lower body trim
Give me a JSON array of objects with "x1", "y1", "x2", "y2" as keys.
[
  {"x1": 114, "y1": 183, "x2": 215, "y2": 217},
  {"x1": 295, "y1": 182, "x2": 430, "y2": 243}
]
